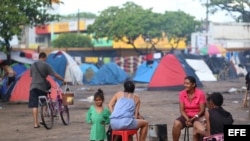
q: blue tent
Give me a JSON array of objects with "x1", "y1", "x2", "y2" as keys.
[
  {"x1": 47, "y1": 51, "x2": 67, "y2": 85},
  {"x1": 88, "y1": 62, "x2": 129, "y2": 85},
  {"x1": 46, "y1": 51, "x2": 83, "y2": 85},
  {"x1": 0, "y1": 63, "x2": 30, "y2": 99},
  {"x1": 133, "y1": 61, "x2": 158, "y2": 83},
  {"x1": 79, "y1": 63, "x2": 99, "y2": 84},
  {"x1": 79, "y1": 63, "x2": 99, "y2": 74}
]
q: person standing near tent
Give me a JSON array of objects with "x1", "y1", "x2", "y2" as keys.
[
  {"x1": 172, "y1": 76, "x2": 206, "y2": 141},
  {"x1": 0, "y1": 60, "x2": 16, "y2": 88},
  {"x1": 28, "y1": 52, "x2": 65, "y2": 128}
]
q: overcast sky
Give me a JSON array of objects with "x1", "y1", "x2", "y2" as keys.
[{"x1": 59, "y1": 0, "x2": 235, "y2": 22}]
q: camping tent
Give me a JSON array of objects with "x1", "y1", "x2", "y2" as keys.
[
  {"x1": 79, "y1": 63, "x2": 99, "y2": 74},
  {"x1": 47, "y1": 50, "x2": 83, "y2": 85},
  {"x1": 133, "y1": 61, "x2": 158, "y2": 83},
  {"x1": 5, "y1": 69, "x2": 60, "y2": 103},
  {"x1": 79, "y1": 63, "x2": 99, "y2": 84},
  {"x1": 88, "y1": 62, "x2": 129, "y2": 85},
  {"x1": 180, "y1": 54, "x2": 216, "y2": 81},
  {"x1": 148, "y1": 54, "x2": 202, "y2": 91},
  {"x1": 0, "y1": 63, "x2": 30, "y2": 99},
  {"x1": 185, "y1": 59, "x2": 217, "y2": 81},
  {"x1": 204, "y1": 56, "x2": 238, "y2": 80}
]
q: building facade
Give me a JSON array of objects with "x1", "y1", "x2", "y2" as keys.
[{"x1": 191, "y1": 22, "x2": 250, "y2": 51}]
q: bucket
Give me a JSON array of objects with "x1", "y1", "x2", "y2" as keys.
[
  {"x1": 148, "y1": 124, "x2": 168, "y2": 141},
  {"x1": 62, "y1": 92, "x2": 74, "y2": 105}
]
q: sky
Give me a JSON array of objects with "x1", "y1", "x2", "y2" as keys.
[{"x1": 58, "y1": 0, "x2": 235, "y2": 22}]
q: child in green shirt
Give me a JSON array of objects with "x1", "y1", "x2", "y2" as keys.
[{"x1": 86, "y1": 89, "x2": 110, "y2": 141}]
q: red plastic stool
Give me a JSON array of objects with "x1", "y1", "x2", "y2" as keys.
[{"x1": 112, "y1": 129, "x2": 139, "y2": 141}]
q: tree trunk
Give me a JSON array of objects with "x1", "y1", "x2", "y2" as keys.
[{"x1": 4, "y1": 39, "x2": 11, "y2": 65}]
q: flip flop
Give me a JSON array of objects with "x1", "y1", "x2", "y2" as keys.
[
  {"x1": 39, "y1": 121, "x2": 44, "y2": 125},
  {"x1": 34, "y1": 125, "x2": 40, "y2": 128}
]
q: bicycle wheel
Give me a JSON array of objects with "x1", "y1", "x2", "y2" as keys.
[
  {"x1": 60, "y1": 105, "x2": 70, "y2": 125},
  {"x1": 41, "y1": 102, "x2": 54, "y2": 129},
  {"x1": 217, "y1": 71, "x2": 225, "y2": 81}
]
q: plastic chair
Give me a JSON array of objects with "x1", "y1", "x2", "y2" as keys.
[
  {"x1": 203, "y1": 133, "x2": 224, "y2": 141},
  {"x1": 112, "y1": 129, "x2": 139, "y2": 141}
]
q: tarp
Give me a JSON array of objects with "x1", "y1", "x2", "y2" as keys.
[
  {"x1": 148, "y1": 53, "x2": 202, "y2": 91},
  {"x1": 133, "y1": 61, "x2": 158, "y2": 83},
  {"x1": 88, "y1": 62, "x2": 129, "y2": 85},
  {"x1": 11, "y1": 51, "x2": 35, "y2": 64},
  {"x1": 47, "y1": 50, "x2": 83, "y2": 85}
]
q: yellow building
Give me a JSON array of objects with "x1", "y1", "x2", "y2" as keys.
[{"x1": 113, "y1": 35, "x2": 186, "y2": 50}]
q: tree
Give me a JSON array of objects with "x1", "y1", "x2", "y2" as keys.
[
  {"x1": 87, "y1": 2, "x2": 200, "y2": 54},
  {"x1": 87, "y1": 2, "x2": 164, "y2": 55},
  {"x1": 0, "y1": 0, "x2": 60, "y2": 62},
  {"x1": 161, "y1": 11, "x2": 201, "y2": 51},
  {"x1": 52, "y1": 33, "x2": 93, "y2": 48},
  {"x1": 205, "y1": 0, "x2": 250, "y2": 22},
  {"x1": 60, "y1": 12, "x2": 97, "y2": 20}
]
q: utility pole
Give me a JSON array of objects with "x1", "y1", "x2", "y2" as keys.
[
  {"x1": 50, "y1": 22, "x2": 54, "y2": 47},
  {"x1": 77, "y1": 9, "x2": 80, "y2": 34},
  {"x1": 205, "y1": 0, "x2": 209, "y2": 47}
]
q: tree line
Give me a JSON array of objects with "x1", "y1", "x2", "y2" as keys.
[{"x1": 1, "y1": 0, "x2": 249, "y2": 60}]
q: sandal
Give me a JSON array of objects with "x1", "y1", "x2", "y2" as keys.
[
  {"x1": 34, "y1": 125, "x2": 40, "y2": 128},
  {"x1": 39, "y1": 121, "x2": 44, "y2": 125}
]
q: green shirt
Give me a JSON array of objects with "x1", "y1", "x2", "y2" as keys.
[{"x1": 86, "y1": 105, "x2": 111, "y2": 140}]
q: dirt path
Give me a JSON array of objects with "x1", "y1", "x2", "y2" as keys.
[{"x1": 0, "y1": 78, "x2": 249, "y2": 141}]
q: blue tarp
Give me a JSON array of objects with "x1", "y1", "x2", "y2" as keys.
[
  {"x1": 88, "y1": 62, "x2": 129, "y2": 85},
  {"x1": 133, "y1": 61, "x2": 158, "y2": 83}
]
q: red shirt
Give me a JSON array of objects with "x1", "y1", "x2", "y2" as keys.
[{"x1": 179, "y1": 88, "x2": 206, "y2": 117}]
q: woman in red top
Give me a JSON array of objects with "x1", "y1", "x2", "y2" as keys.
[{"x1": 172, "y1": 76, "x2": 206, "y2": 141}]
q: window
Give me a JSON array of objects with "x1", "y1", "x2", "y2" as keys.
[{"x1": 35, "y1": 37, "x2": 45, "y2": 43}]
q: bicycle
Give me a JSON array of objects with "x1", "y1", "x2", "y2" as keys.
[
  {"x1": 38, "y1": 85, "x2": 70, "y2": 129},
  {"x1": 217, "y1": 65, "x2": 230, "y2": 81}
]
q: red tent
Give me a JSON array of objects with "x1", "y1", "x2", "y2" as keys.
[
  {"x1": 9, "y1": 69, "x2": 61, "y2": 103},
  {"x1": 148, "y1": 54, "x2": 202, "y2": 91}
]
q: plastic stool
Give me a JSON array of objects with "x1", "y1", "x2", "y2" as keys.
[
  {"x1": 203, "y1": 133, "x2": 224, "y2": 141},
  {"x1": 112, "y1": 129, "x2": 139, "y2": 141},
  {"x1": 184, "y1": 127, "x2": 189, "y2": 141}
]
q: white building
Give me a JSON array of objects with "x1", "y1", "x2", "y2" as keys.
[{"x1": 191, "y1": 22, "x2": 250, "y2": 51}]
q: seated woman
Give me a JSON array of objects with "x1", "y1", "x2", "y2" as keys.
[
  {"x1": 194, "y1": 92, "x2": 234, "y2": 138},
  {"x1": 108, "y1": 80, "x2": 148, "y2": 141},
  {"x1": 172, "y1": 76, "x2": 207, "y2": 141}
]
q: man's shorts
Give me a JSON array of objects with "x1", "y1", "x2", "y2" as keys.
[{"x1": 28, "y1": 88, "x2": 47, "y2": 108}]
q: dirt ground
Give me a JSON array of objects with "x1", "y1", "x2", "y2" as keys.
[{"x1": 0, "y1": 77, "x2": 250, "y2": 141}]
